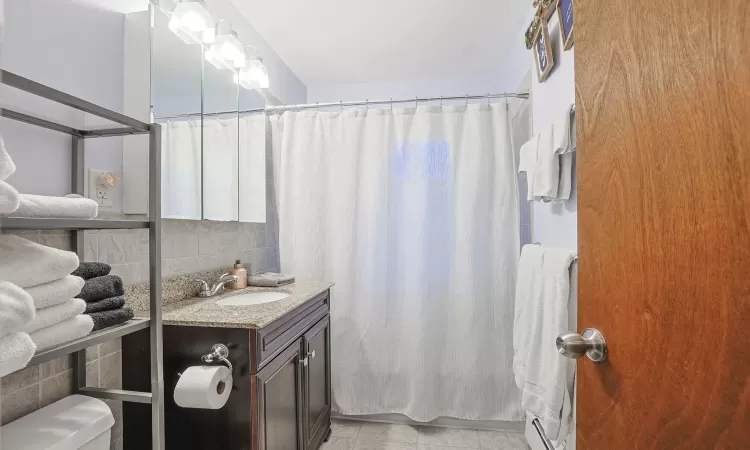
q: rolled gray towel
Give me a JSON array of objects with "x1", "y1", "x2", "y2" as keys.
[
  {"x1": 84, "y1": 295, "x2": 125, "y2": 314},
  {"x1": 248, "y1": 272, "x2": 295, "y2": 287},
  {"x1": 88, "y1": 306, "x2": 134, "y2": 331},
  {"x1": 72, "y1": 262, "x2": 111, "y2": 280},
  {"x1": 79, "y1": 275, "x2": 124, "y2": 302}
]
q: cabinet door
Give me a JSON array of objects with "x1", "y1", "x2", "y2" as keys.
[
  {"x1": 255, "y1": 338, "x2": 303, "y2": 450},
  {"x1": 303, "y1": 315, "x2": 331, "y2": 449}
]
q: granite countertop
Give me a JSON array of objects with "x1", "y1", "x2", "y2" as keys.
[{"x1": 132, "y1": 279, "x2": 333, "y2": 329}]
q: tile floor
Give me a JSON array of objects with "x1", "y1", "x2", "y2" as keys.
[{"x1": 323, "y1": 419, "x2": 530, "y2": 450}]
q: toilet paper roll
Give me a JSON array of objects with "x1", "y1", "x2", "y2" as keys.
[{"x1": 174, "y1": 365, "x2": 232, "y2": 409}]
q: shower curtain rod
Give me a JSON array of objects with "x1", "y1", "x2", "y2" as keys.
[{"x1": 154, "y1": 91, "x2": 530, "y2": 120}]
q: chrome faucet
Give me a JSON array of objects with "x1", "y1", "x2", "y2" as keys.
[{"x1": 195, "y1": 274, "x2": 240, "y2": 298}]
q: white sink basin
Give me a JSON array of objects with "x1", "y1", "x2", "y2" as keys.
[{"x1": 216, "y1": 291, "x2": 290, "y2": 306}]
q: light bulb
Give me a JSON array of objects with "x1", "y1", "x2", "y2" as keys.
[
  {"x1": 168, "y1": 1, "x2": 215, "y2": 45},
  {"x1": 234, "y1": 58, "x2": 269, "y2": 90},
  {"x1": 205, "y1": 31, "x2": 245, "y2": 70}
]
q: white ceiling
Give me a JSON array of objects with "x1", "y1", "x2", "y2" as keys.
[{"x1": 230, "y1": 0, "x2": 528, "y2": 87}]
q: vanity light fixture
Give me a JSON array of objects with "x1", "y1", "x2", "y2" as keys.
[
  {"x1": 168, "y1": 0, "x2": 216, "y2": 45},
  {"x1": 205, "y1": 20, "x2": 246, "y2": 71},
  {"x1": 233, "y1": 45, "x2": 270, "y2": 90}
]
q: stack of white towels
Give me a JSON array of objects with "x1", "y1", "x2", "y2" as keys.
[
  {"x1": 0, "y1": 235, "x2": 94, "y2": 377},
  {"x1": 518, "y1": 104, "x2": 576, "y2": 203},
  {"x1": 514, "y1": 244, "x2": 577, "y2": 450},
  {"x1": 0, "y1": 134, "x2": 99, "y2": 218}
]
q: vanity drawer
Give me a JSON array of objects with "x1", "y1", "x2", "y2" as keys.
[{"x1": 252, "y1": 290, "x2": 330, "y2": 372}]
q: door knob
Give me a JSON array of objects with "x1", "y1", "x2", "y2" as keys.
[{"x1": 556, "y1": 328, "x2": 608, "y2": 363}]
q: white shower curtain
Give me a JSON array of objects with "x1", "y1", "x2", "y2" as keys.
[
  {"x1": 162, "y1": 120, "x2": 201, "y2": 220},
  {"x1": 271, "y1": 104, "x2": 524, "y2": 421}
]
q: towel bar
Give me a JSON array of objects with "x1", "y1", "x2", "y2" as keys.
[
  {"x1": 533, "y1": 242, "x2": 579, "y2": 263},
  {"x1": 532, "y1": 418, "x2": 555, "y2": 450}
]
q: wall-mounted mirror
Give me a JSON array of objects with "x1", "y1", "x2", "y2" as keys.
[
  {"x1": 150, "y1": 0, "x2": 268, "y2": 223},
  {"x1": 152, "y1": 3, "x2": 203, "y2": 220}
]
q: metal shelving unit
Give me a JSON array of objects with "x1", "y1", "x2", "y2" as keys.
[{"x1": 0, "y1": 70, "x2": 165, "y2": 449}]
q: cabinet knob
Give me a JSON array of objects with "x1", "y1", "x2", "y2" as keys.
[{"x1": 308, "y1": 350, "x2": 316, "y2": 359}]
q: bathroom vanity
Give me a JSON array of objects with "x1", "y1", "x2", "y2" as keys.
[{"x1": 121, "y1": 282, "x2": 333, "y2": 450}]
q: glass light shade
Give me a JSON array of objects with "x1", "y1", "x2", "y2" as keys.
[
  {"x1": 205, "y1": 32, "x2": 246, "y2": 70},
  {"x1": 168, "y1": 1, "x2": 215, "y2": 45},
  {"x1": 233, "y1": 59, "x2": 270, "y2": 90}
]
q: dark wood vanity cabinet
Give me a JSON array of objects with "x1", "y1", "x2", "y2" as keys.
[
  {"x1": 255, "y1": 315, "x2": 331, "y2": 450},
  {"x1": 123, "y1": 290, "x2": 332, "y2": 450}
]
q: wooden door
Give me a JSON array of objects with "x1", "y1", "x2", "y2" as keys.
[
  {"x1": 253, "y1": 338, "x2": 304, "y2": 450},
  {"x1": 575, "y1": 0, "x2": 750, "y2": 448},
  {"x1": 303, "y1": 316, "x2": 332, "y2": 450}
]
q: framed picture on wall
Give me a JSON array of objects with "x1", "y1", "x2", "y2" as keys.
[
  {"x1": 557, "y1": 0, "x2": 575, "y2": 50},
  {"x1": 533, "y1": 21, "x2": 554, "y2": 82}
]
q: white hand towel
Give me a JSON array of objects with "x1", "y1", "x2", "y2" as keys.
[
  {"x1": 0, "y1": 332, "x2": 36, "y2": 377},
  {"x1": 552, "y1": 105, "x2": 575, "y2": 155},
  {"x1": 0, "y1": 179, "x2": 21, "y2": 214},
  {"x1": 0, "y1": 281, "x2": 35, "y2": 336},
  {"x1": 25, "y1": 275, "x2": 85, "y2": 309},
  {"x1": 0, "y1": 235, "x2": 80, "y2": 288},
  {"x1": 518, "y1": 134, "x2": 540, "y2": 202},
  {"x1": 531, "y1": 125, "x2": 560, "y2": 199},
  {"x1": 6, "y1": 193, "x2": 98, "y2": 219},
  {"x1": 552, "y1": 153, "x2": 573, "y2": 204},
  {"x1": 25, "y1": 298, "x2": 87, "y2": 334},
  {"x1": 0, "y1": 135, "x2": 16, "y2": 181},
  {"x1": 514, "y1": 244, "x2": 577, "y2": 441},
  {"x1": 29, "y1": 314, "x2": 94, "y2": 351}
]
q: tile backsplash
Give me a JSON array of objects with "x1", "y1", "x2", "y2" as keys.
[{"x1": 0, "y1": 218, "x2": 279, "y2": 448}]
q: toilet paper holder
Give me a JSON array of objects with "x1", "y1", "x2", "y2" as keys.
[{"x1": 178, "y1": 344, "x2": 233, "y2": 383}]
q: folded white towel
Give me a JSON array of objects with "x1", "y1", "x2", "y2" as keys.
[
  {"x1": 518, "y1": 134, "x2": 540, "y2": 202},
  {"x1": 25, "y1": 298, "x2": 87, "y2": 334},
  {"x1": 0, "y1": 332, "x2": 36, "y2": 377},
  {"x1": 514, "y1": 244, "x2": 577, "y2": 441},
  {"x1": 0, "y1": 281, "x2": 35, "y2": 337},
  {"x1": 531, "y1": 125, "x2": 560, "y2": 199},
  {"x1": 5, "y1": 193, "x2": 98, "y2": 219},
  {"x1": 0, "y1": 235, "x2": 80, "y2": 288},
  {"x1": 0, "y1": 135, "x2": 16, "y2": 181},
  {"x1": 29, "y1": 314, "x2": 94, "y2": 351},
  {"x1": 552, "y1": 153, "x2": 573, "y2": 204},
  {"x1": 25, "y1": 275, "x2": 85, "y2": 309},
  {"x1": 0, "y1": 179, "x2": 20, "y2": 214}
]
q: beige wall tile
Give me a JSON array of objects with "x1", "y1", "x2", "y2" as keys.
[
  {"x1": 86, "y1": 361, "x2": 99, "y2": 388},
  {"x1": 40, "y1": 355, "x2": 73, "y2": 379},
  {"x1": 100, "y1": 338, "x2": 122, "y2": 357},
  {"x1": 1, "y1": 364, "x2": 39, "y2": 393},
  {"x1": 104, "y1": 399, "x2": 124, "y2": 442},
  {"x1": 40, "y1": 371, "x2": 73, "y2": 409},
  {"x1": 165, "y1": 256, "x2": 200, "y2": 277},
  {"x1": 98, "y1": 232, "x2": 141, "y2": 265},
  {"x1": 99, "y1": 352, "x2": 122, "y2": 390},
  {"x1": 198, "y1": 221, "x2": 239, "y2": 255},
  {"x1": 87, "y1": 345, "x2": 100, "y2": 363},
  {"x1": 2, "y1": 385, "x2": 40, "y2": 424}
]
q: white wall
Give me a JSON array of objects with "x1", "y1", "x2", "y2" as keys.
[
  {"x1": 0, "y1": 0, "x2": 125, "y2": 208},
  {"x1": 528, "y1": 12, "x2": 577, "y2": 250},
  {"x1": 308, "y1": 73, "x2": 520, "y2": 106}
]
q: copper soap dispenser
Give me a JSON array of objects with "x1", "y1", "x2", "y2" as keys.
[{"x1": 229, "y1": 260, "x2": 248, "y2": 289}]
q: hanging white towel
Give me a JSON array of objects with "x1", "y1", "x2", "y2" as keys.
[
  {"x1": 0, "y1": 235, "x2": 80, "y2": 288},
  {"x1": 531, "y1": 125, "x2": 559, "y2": 199},
  {"x1": 514, "y1": 244, "x2": 577, "y2": 441},
  {"x1": 25, "y1": 275, "x2": 85, "y2": 309},
  {"x1": 0, "y1": 180, "x2": 21, "y2": 214},
  {"x1": 25, "y1": 298, "x2": 87, "y2": 334},
  {"x1": 0, "y1": 281, "x2": 35, "y2": 337},
  {"x1": 518, "y1": 134, "x2": 540, "y2": 201},
  {"x1": 553, "y1": 105, "x2": 575, "y2": 155},
  {"x1": 29, "y1": 314, "x2": 94, "y2": 351},
  {"x1": 0, "y1": 135, "x2": 16, "y2": 181},
  {"x1": 5, "y1": 193, "x2": 98, "y2": 219},
  {"x1": 0, "y1": 332, "x2": 36, "y2": 377}
]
